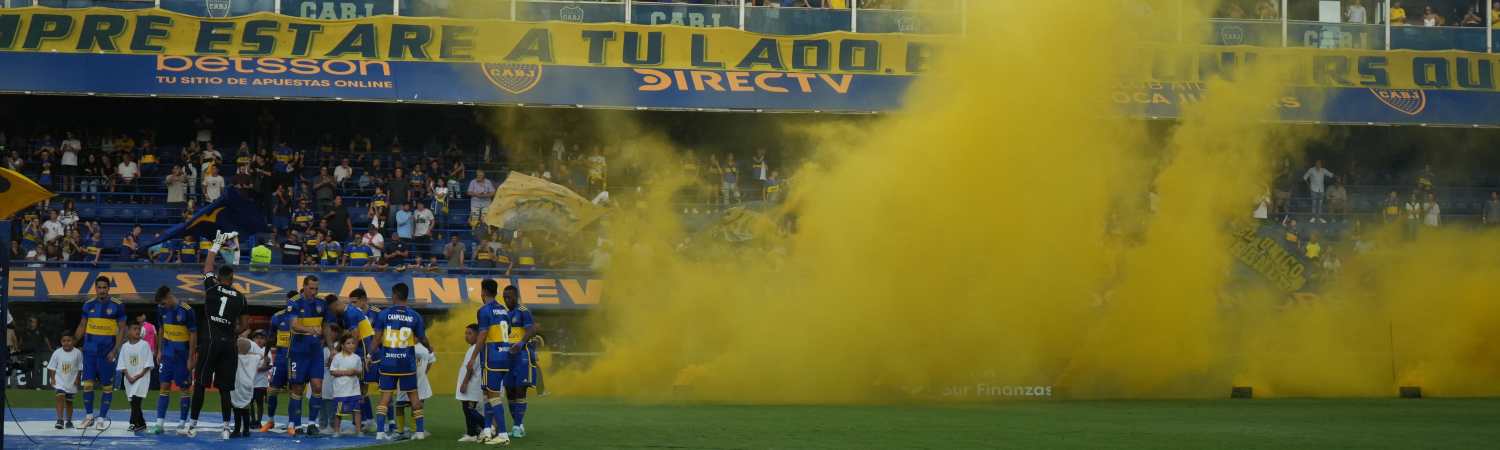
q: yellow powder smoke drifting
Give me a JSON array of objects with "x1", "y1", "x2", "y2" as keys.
[{"x1": 424, "y1": 1, "x2": 1500, "y2": 402}]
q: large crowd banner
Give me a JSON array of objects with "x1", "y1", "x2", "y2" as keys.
[{"x1": 0, "y1": 7, "x2": 933, "y2": 111}]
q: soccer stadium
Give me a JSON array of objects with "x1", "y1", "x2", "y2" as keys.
[{"x1": 4, "y1": 0, "x2": 1500, "y2": 449}]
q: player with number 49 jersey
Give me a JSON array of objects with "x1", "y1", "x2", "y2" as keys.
[{"x1": 374, "y1": 304, "x2": 427, "y2": 380}]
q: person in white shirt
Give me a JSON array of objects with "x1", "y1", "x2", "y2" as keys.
[
  {"x1": 455, "y1": 324, "x2": 485, "y2": 442},
  {"x1": 1302, "y1": 160, "x2": 1335, "y2": 223},
  {"x1": 1346, "y1": 2, "x2": 1367, "y2": 23},
  {"x1": 318, "y1": 342, "x2": 338, "y2": 431},
  {"x1": 117, "y1": 323, "x2": 155, "y2": 432},
  {"x1": 42, "y1": 210, "x2": 64, "y2": 243},
  {"x1": 413, "y1": 203, "x2": 435, "y2": 241},
  {"x1": 328, "y1": 335, "x2": 365, "y2": 436},
  {"x1": 202, "y1": 165, "x2": 225, "y2": 203},
  {"x1": 362, "y1": 229, "x2": 386, "y2": 260},
  {"x1": 116, "y1": 154, "x2": 140, "y2": 202},
  {"x1": 334, "y1": 159, "x2": 354, "y2": 186},
  {"x1": 251, "y1": 332, "x2": 271, "y2": 428},
  {"x1": 230, "y1": 338, "x2": 257, "y2": 437},
  {"x1": 61, "y1": 132, "x2": 81, "y2": 191},
  {"x1": 393, "y1": 342, "x2": 435, "y2": 438},
  {"x1": 49, "y1": 335, "x2": 83, "y2": 429},
  {"x1": 1253, "y1": 189, "x2": 1271, "y2": 220},
  {"x1": 1423, "y1": 192, "x2": 1441, "y2": 227},
  {"x1": 468, "y1": 171, "x2": 496, "y2": 218}
]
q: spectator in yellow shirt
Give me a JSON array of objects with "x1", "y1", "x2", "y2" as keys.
[{"x1": 1391, "y1": 2, "x2": 1408, "y2": 25}]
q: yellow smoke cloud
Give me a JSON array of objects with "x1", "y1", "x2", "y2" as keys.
[{"x1": 420, "y1": 1, "x2": 1500, "y2": 402}]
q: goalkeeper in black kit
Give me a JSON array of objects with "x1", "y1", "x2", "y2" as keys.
[{"x1": 182, "y1": 231, "x2": 249, "y2": 439}]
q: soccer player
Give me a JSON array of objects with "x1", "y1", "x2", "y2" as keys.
[
  {"x1": 503, "y1": 285, "x2": 540, "y2": 439},
  {"x1": 392, "y1": 341, "x2": 434, "y2": 439},
  {"x1": 287, "y1": 275, "x2": 327, "y2": 436},
  {"x1": 372, "y1": 283, "x2": 430, "y2": 441},
  {"x1": 184, "y1": 231, "x2": 249, "y2": 439},
  {"x1": 345, "y1": 288, "x2": 381, "y2": 432},
  {"x1": 260, "y1": 292, "x2": 295, "y2": 432},
  {"x1": 73, "y1": 275, "x2": 125, "y2": 430},
  {"x1": 328, "y1": 288, "x2": 377, "y2": 433},
  {"x1": 153, "y1": 286, "x2": 197, "y2": 435},
  {"x1": 475, "y1": 279, "x2": 512, "y2": 445}
]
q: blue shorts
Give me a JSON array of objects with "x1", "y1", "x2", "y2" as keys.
[
  {"x1": 504, "y1": 354, "x2": 533, "y2": 388},
  {"x1": 159, "y1": 354, "x2": 191, "y2": 387},
  {"x1": 269, "y1": 354, "x2": 290, "y2": 388},
  {"x1": 363, "y1": 359, "x2": 382, "y2": 384},
  {"x1": 287, "y1": 348, "x2": 324, "y2": 385},
  {"x1": 81, "y1": 352, "x2": 115, "y2": 386},
  {"x1": 482, "y1": 352, "x2": 510, "y2": 391},
  {"x1": 379, "y1": 373, "x2": 417, "y2": 392},
  {"x1": 334, "y1": 396, "x2": 361, "y2": 416},
  {"x1": 55, "y1": 389, "x2": 75, "y2": 401}
]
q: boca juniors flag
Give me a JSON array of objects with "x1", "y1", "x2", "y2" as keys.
[
  {"x1": 483, "y1": 171, "x2": 604, "y2": 234},
  {"x1": 139, "y1": 187, "x2": 269, "y2": 251},
  {"x1": 0, "y1": 168, "x2": 55, "y2": 219}
]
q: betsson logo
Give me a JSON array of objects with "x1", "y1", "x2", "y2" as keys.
[{"x1": 156, "y1": 55, "x2": 393, "y2": 77}]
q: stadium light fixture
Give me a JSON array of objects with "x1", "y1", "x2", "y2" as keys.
[
  {"x1": 1399, "y1": 386, "x2": 1422, "y2": 399},
  {"x1": 1230, "y1": 386, "x2": 1253, "y2": 399}
]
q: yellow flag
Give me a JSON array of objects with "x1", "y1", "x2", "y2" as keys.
[
  {"x1": 483, "y1": 172, "x2": 604, "y2": 234},
  {"x1": 0, "y1": 168, "x2": 55, "y2": 219}
]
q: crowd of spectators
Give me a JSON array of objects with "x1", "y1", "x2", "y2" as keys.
[
  {"x1": 3, "y1": 111, "x2": 786, "y2": 273},
  {"x1": 1243, "y1": 156, "x2": 1500, "y2": 285}
]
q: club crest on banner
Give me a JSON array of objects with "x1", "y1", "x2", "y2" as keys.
[
  {"x1": 205, "y1": 0, "x2": 233, "y2": 18},
  {"x1": 896, "y1": 16, "x2": 920, "y2": 33},
  {"x1": 1218, "y1": 25, "x2": 1246, "y2": 45},
  {"x1": 1370, "y1": 88, "x2": 1427, "y2": 115},
  {"x1": 560, "y1": 4, "x2": 586, "y2": 22},
  {"x1": 481, "y1": 62, "x2": 544, "y2": 95}
]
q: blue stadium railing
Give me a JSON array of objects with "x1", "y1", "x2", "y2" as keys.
[{"x1": 2, "y1": 0, "x2": 965, "y2": 35}]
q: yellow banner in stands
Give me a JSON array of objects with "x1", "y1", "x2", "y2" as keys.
[
  {"x1": 0, "y1": 7, "x2": 935, "y2": 75},
  {"x1": 1134, "y1": 46, "x2": 1500, "y2": 92}
]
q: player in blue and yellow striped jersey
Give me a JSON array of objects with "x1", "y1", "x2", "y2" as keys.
[
  {"x1": 474, "y1": 279, "x2": 512, "y2": 445},
  {"x1": 286, "y1": 276, "x2": 327, "y2": 436},
  {"x1": 328, "y1": 288, "x2": 379, "y2": 432},
  {"x1": 71, "y1": 276, "x2": 126, "y2": 431},
  {"x1": 502, "y1": 285, "x2": 540, "y2": 439},
  {"x1": 260, "y1": 292, "x2": 295, "y2": 433},
  {"x1": 152, "y1": 286, "x2": 197, "y2": 435},
  {"x1": 350, "y1": 288, "x2": 382, "y2": 431},
  {"x1": 371, "y1": 283, "x2": 430, "y2": 441}
]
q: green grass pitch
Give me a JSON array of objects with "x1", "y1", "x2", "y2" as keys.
[{"x1": 6, "y1": 389, "x2": 1500, "y2": 448}]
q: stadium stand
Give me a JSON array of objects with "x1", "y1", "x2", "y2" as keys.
[{"x1": 0, "y1": 97, "x2": 796, "y2": 273}]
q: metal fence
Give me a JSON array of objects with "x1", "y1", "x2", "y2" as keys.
[{"x1": 1, "y1": 0, "x2": 967, "y2": 35}]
